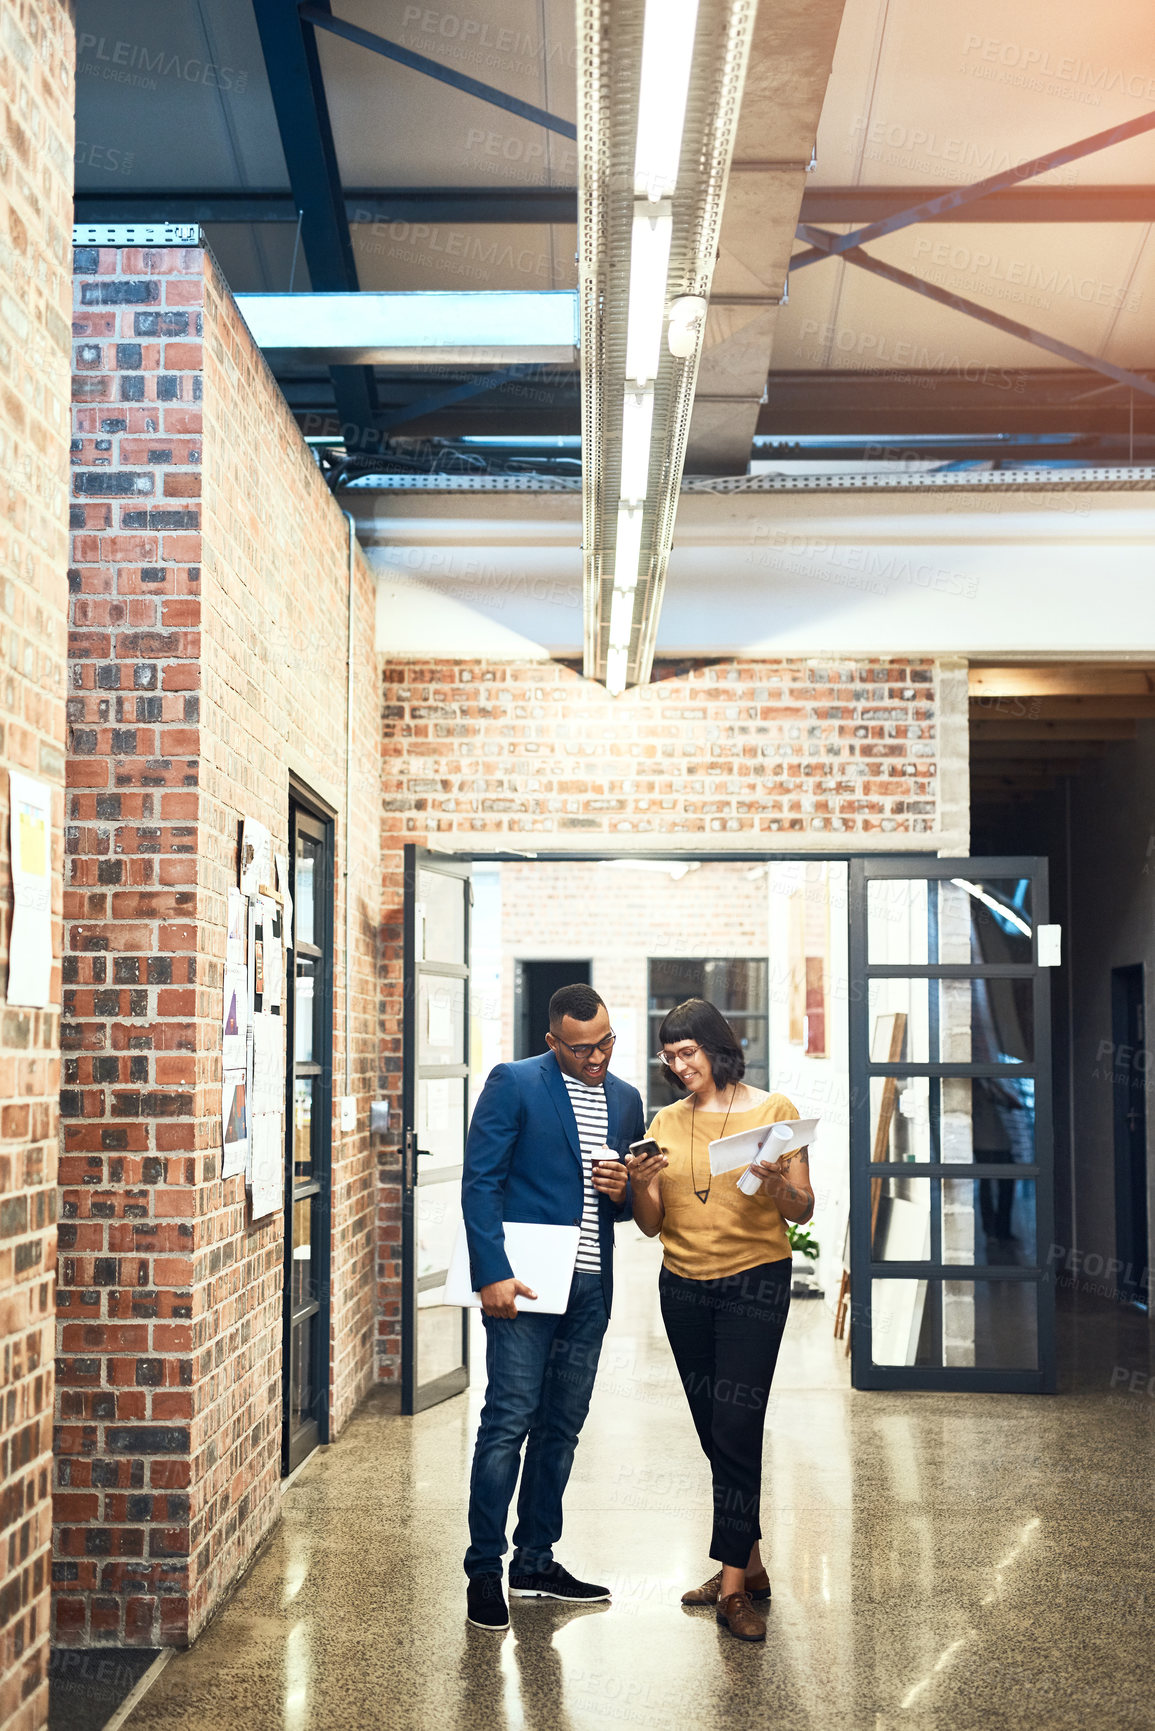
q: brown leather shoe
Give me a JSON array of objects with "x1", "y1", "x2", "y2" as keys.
[
  {"x1": 682, "y1": 1568, "x2": 772, "y2": 1606},
  {"x1": 716, "y1": 1590, "x2": 766, "y2": 1641}
]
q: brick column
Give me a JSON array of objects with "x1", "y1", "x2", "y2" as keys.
[
  {"x1": 57, "y1": 245, "x2": 208, "y2": 1647},
  {"x1": 0, "y1": 2, "x2": 75, "y2": 1726},
  {"x1": 57, "y1": 236, "x2": 380, "y2": 1646}
]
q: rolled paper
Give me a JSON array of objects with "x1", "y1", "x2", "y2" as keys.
[{"x1": 737, "y1": 1121, "x2": 794, "y2": 1196}]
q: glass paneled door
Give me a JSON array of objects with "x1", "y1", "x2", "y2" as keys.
[
  {"x1": 401, "y1": 847, "x2": 471, "y2": 1414},
  {"x1": 848, "y1": 857, "x2": 1055, "y2": 1392},
  {"x1": 283, "y1": 801, "x2": 333, "y2": 1472}
]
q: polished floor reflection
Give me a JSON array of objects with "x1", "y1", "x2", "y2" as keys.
[{"x1": 123, "y1": 1235, "x2": 1155, "y2": 1731}]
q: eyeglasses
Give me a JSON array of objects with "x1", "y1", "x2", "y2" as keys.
[
  {"x1": 657, "y1": 1044, "x2": 704, "y2": 1068},
  {"x1": 554, "y1": 1031, "x2": 617, "y2": 1059}
]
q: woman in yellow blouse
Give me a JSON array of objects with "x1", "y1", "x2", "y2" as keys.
[{"x1": 625, "y1": 997, "x2": 813, "y2": 1644}]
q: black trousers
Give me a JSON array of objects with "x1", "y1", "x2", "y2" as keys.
[{"x1": 659, "y1": 1258, "x2": 791, "y2": 1568}]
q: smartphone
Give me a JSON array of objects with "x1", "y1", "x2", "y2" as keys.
[{"x1": 628, "y1": 1138, "x2": 664, "y2": 1160}]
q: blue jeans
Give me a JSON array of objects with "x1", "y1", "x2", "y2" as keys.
[{"x1": 464, "y1": 1271, "x2": 609, "y2": 1579}]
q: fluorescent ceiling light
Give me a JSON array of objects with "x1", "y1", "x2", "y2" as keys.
[
  {"x1": 620, "y1": 388, "x2": 655, "y2": 502},
  {"x1": 613, "y1": 502, "x2": 645, "y2": 584},
  {"x1": 634, "y1": 0, "x2": 700, "y2": 200},
  {"x1": 234, "y1": 290, "x2": 579, "y2": 365},
  {"x1": 625, "y1": 204, "x2": 673, "y2": 386},
  {"x1": 605, "y1": 647, "x2": 629, "y2": 696},
  {"x1": 608, "y1": 585, "x2": 636, "y2": 652}
]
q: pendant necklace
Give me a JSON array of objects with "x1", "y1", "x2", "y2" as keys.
[{"x1": 690, "y1": 1088, "x2": 736, "y2": 1205}]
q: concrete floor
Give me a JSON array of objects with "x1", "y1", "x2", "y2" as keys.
[{"x1": 123, "y1": 1233, "x2": 1155, "y2": 1731}]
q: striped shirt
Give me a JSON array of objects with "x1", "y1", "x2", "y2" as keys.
[{"x1": 562, "y1": 1073, "x2": 610, "y2": 1274}]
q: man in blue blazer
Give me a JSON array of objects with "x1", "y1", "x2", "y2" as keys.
[{"x1": 461, "y1": 982, "x2": 645, "y2": 1630}]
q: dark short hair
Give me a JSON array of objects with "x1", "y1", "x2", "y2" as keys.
[
  {"x1": 549, "y1": 983, "x2": 606, "y2": 1029},
  {"x1": 657, "y1": 997, "x2": 746, "y2": 1091}
]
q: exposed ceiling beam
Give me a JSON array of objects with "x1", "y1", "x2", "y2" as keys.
[
  {"x1": 970, "y1": 666, "x2": 1155, "y2": 698},
  {"x1": 73, "y1": 183, "x2": 1155, "y2": 229},
  {"x1": 298, "y1": 3, "x2": 576, "y2": 140},
  {"x1": 792, "y1": 107, "x2": 1155, "y2": 269},
  {"x1": 971, "y1": 696, "x2": 1155, "y2": 721},
  {"x1": 827, "y1": 244, "x2": 1155, "y2": 403},
  {"x1": 970, "y1": 720, "x2": 1137, "y2": 741},
  {"x1": 250, "y1": 0, "x2": 377, "y2": 439},
  {"x1": 74, "y1": 187, "x2": 581, "y2": 226},
  {"x1": 970, "y1": 740, "x2": 1108, "y2": 760},
  {"x1": 753, "y1": 370, "x2": 1155, "y2": 435},
  {"x1": 798, "y1": 185, "x2": 1155, "y2": 224}
]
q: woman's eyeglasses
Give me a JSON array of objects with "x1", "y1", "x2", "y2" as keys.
[
  {"x1": 554, "y1": 1031, "x2": 617, "y2": 1059},
  {"x1": 657, "y1": 1044, "x2": 703, "y2": 1068}
]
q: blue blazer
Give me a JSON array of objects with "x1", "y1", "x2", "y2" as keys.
[{"x1": 461, "y1": 1051, "x2": 646, "y2": 1312}]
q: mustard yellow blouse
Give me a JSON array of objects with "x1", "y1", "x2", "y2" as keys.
[{"x1": 648, "y1": 1092, "x2": 799, "y2": 1280}]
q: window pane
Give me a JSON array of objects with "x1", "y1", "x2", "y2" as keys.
[
  {"x1": 867, "y1": 876, "x2": 1033, "y2": 965},
  {"x1": 419, "y1": 973, "x2": 465, "y2": 1066},
  {"x1": 648, "y1": 957, "x2": 767, "y2": 1012},
  {"x1": 295, "y1": 957, "x2": 317, "y2": 1064},
  {"x1": 871, "y1": 1177, "x2": 932, "y2": 1261},
  {"x1": 871, "y1": 1278, "x2": 1038, "y2": 1369},
  {"x1": 418, "y1": 869, "x2": 466, "y2": 964},
  {"x1": 869, "y1": 1176, "x2": 1039, "y2": 1268},
  {"x1": 290, "y1": 1318, "x2": 314, "y2": 1430},
  {"x1": 291, "y1": 1194, "x2": 315, "y2": 1310},
  {"x1": 417, "y1": 1179, "x2": 461, "y2": 1282},
  {"x1": 867, "y1": 977, "x2": 1033, "y2": 1065},
  {"x1": 417, "y1": 1076, "x2": 465, "y2": 1170},
  {"x1": 416, "y1": 1305, "x2": 465, "y2": 1380},
  {"x1": 293, "y1": 1075, "x2": 315, "y2": 1183},
  {"x1": 295, "y1": 832, "x2": 320, "y2": 948},
  {"x1": 869, "y1": 1074, "x2": 1036, "y2": 1165},
  {"x1": 943, "y1": 1177, "x2": 1038, "y2": 1268}
]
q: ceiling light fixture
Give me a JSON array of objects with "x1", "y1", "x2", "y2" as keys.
[
  {"x1": 579, "y1": 0, "x2": 756, "y2": 694},
  {"x1": 624, "y1": 203, "x2": 673, "y2": 387},
  {"x1": 620, "y1": 387, "x2": 656, "y2": 502},
  {"x1": 634, "y1": 0, "x2": 700, "y2": 200}
]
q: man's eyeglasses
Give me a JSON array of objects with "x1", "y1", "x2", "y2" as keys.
[
  {"x1": 657, "y1": 1044, "x2": 703, "y2": 1068},
  {"x1": 554, "y1": 1031, "x2": 617, "y2": 1059}
]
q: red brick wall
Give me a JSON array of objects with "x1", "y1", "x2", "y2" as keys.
[
  {"x1": 375, "y1": 656, "x2": 963, "y2": 1376},
  {"x1": 58, "y1": 240, "x2": 379, "y2": 1648},
  {"x1": 0, "y1": 2, "x2": 74, "y2": 1726}
]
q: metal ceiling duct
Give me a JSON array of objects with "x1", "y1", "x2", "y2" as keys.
[{"x1": 578, "y1": 0, "x2": 757, "y2": 693}]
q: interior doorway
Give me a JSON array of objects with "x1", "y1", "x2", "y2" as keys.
[
  {"x1": 514, "y1": 959, "x2": 592, "y2": 1059},
  {"x1": 1111, "y1": 964, "x2": 1149, "y2": 1309},
  {"x1": 398, "y1": 849, "x2": 1056, "y2": 1408}
]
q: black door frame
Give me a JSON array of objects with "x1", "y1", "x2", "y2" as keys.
[
  {"x1": 282, "y1": 789, "x2": 335, "y2": 1473},
  {"x1": 1111, "y1": 963, "x2": 1149, "y2": 1309},
  {"x1": 401, "y1": 844, "x2": 472, "y2": 1414},
  {"x1": 848, "y1": 855, "x2": 1056, "y2": 1393}
]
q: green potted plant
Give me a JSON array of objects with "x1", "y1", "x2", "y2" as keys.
[{"x1": 787, "y1": 1222, "x2": 821, "y2": 1297}]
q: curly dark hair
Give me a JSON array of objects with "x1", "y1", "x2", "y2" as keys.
[{"x1": 657, "y1": 997, "x2": 746, "y2": 1091}]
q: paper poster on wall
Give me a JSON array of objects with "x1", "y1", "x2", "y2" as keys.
[
  {"x1": 252, "y1": 1012, "x2": 285, "y2": 1113},
  {"x1": 7, "y1": 772, "x2": 53, "y2": 1007},
  {"x1": 222, "y1": 1071, "x2": 249, "y2": 1177},
  {"x1": 226, "y1": 887, "x2": 247, "y2": 970},
  {"x1": 240, "y1": 817, "x2": 273, "y2": 896},
  {"x1": 259, "y1": 894, "x2": 282, "y2": 1010},
  {"x1": 222, "y1": 965, "x2": 248, "y2": 1070},
  {"x1": 249, "y1": 1110, "x2": 283, "y2": 1218}
]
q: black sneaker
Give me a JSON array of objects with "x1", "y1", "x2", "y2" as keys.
[
  {"x1": 508, "y1": 1561, "x2": 610, "y2": 1602},
  {"x1": 466, "y1": 1572, "x2": 509, "y2": 1630}
]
